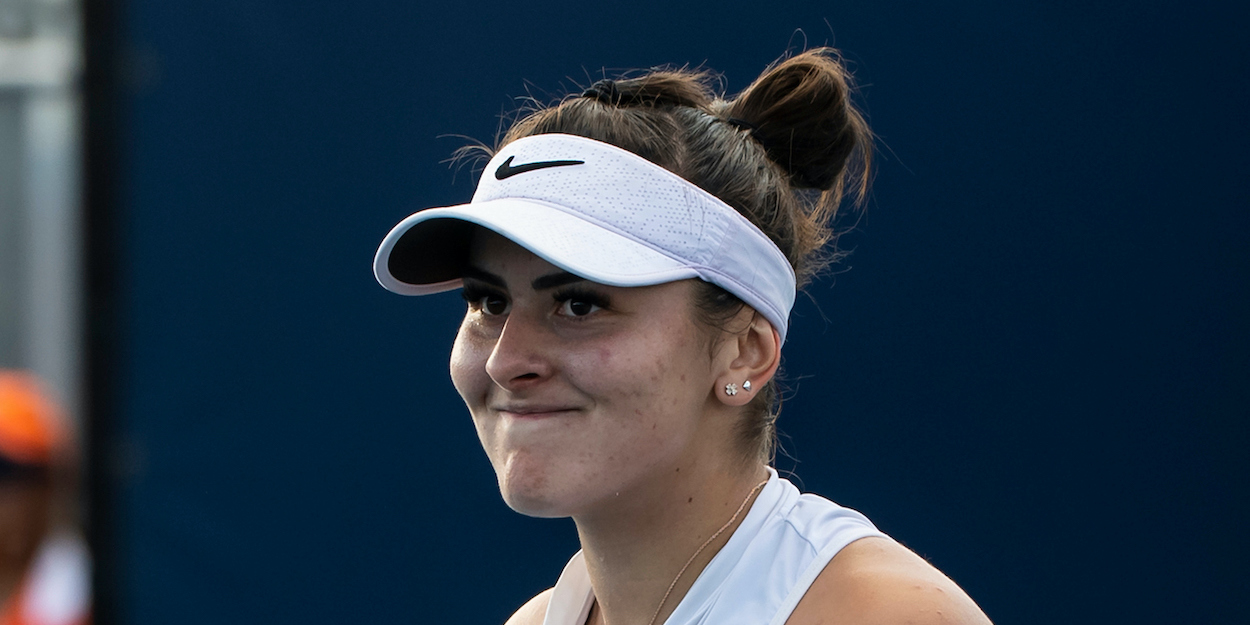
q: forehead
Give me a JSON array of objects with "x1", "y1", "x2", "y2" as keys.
[{"x1": 466, "y1": 228, "x2": 555, "y2": 274}]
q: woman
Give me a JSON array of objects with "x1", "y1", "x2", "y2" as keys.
[{"x1": 374, "y1": 49, "x2": 992, "y2": 625}]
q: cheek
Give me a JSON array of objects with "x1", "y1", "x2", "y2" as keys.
[
  {"x1": 451, "y1": 325, "x2": 505, "y2": 469},
  {"x1": 584, "y1": 323, "x2": 708, "y2": 424},
  {"x1": 449, "y1": 322, "x2": 489, "y2": 401}
]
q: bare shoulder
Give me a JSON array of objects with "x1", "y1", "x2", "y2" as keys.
[
  {"x1": 503, "y1": 588, "x2": 553, "y2": 625},
  {"x1": 787, "y1": 536, "x2": 992, "y2": 625}
]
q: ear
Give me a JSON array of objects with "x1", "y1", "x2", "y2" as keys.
[{"x1": 715, "y1": 313, "x2": 782, "y2": 407}]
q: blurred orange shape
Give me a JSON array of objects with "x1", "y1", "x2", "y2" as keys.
[{"x1": 0, "y1": 371, "x2": 66, "y2": 467}]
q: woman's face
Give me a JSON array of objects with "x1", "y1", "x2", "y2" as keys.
[{"x1": 450, "y1": 231, "x2": 727, "y2": 518}]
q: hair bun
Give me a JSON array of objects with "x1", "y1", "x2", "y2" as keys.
[
  {"x1": 578, "y1": 72, "x2": 713, "y2": 109},
  {"x1": 726, "y1": 49, "x2": 871, "y2": 194},
  {"x1": 581, "y1": 79, "x2": 624, "y2": 106}
]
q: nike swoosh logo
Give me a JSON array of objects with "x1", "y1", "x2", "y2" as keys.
[{"x1": 494, "y1": 156, "x2": 585, "y2": 180}]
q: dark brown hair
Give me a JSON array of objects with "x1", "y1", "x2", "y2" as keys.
[{"x1": 488, "y1": 48, "x2": 873, "y2": 463}]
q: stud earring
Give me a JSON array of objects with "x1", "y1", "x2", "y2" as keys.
[
  {"x1": 724, "y1": 383, "x2": 739, "y2": 396},
  {"x1": 742, "y1": 380, "x2": 752, "y2": 392}
]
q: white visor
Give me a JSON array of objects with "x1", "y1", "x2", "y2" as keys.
[{"x1": 374, "y1": 133, "x2": 797, "y2": 343}]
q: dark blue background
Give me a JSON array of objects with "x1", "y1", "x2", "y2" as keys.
[{"x1": 98, "y1": 1, "x2": 1247, "y2": 623}]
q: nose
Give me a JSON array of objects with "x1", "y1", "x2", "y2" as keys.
[{"x1": 484, "y1": 312, "x2": 554, "y2": 390}]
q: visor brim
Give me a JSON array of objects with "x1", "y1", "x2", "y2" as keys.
[{"x1": 374, "y1": 198, "x2": 698, "y2": 295}]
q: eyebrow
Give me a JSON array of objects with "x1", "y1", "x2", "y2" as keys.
[
  {"x1": 462, "y1": 266, "x2": 586, "y2": 291},
  {"x1": 462, "y1": 266, "x2": 505, "y2": 288}
]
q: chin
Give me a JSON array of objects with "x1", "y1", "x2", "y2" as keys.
[
  {"x1": 499, "y1": 489, "x2": 569, "y2": 518},
  {"x1": 493, "y1": 457, "x2": 578, "y2": 518},
  {"x1": 497, "y1": 477, "x2": 575, "y2": 518}
]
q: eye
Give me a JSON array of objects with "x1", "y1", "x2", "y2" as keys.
[
  {"x1": 559, "y1": 298, "x2": 600, "y2": 317},
  {"x1": 480, "y1": 294, "x2": 509, "y2": 316},
  {"x1": 462, "y1": 286, "x2": 510, "y2": 316},
  {"x1": 554, "y1": 288, "x2": 609, "y2": 318}
]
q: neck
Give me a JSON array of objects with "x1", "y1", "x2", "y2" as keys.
[{"x1": 575, "y1": 459, "x2": 770, "y2": 625}]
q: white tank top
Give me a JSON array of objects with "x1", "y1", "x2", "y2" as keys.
[{"x1": 541, "y1": 468, "x2": 887, "y2": 625}]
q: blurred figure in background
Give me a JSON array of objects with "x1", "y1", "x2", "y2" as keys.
[{"x1": 0, "y1": 371, "x2": 89, "y2": 625}]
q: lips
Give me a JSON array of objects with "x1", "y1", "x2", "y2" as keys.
[{"x1": 493, "y1": 404, "x2": 581, "y2": 418}]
